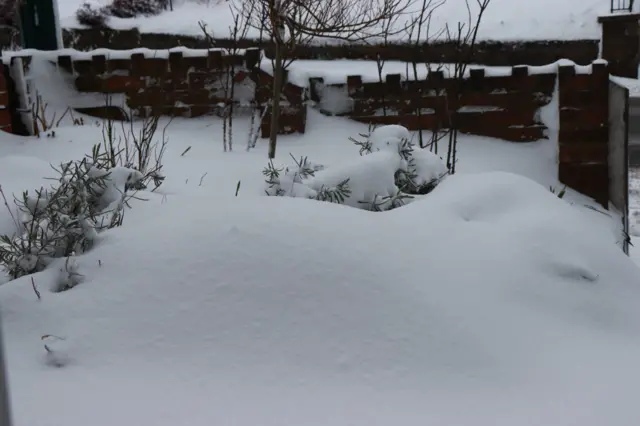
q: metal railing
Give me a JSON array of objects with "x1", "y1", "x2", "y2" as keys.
[{"x1": 611, "y1": 0, "x2": 635, "y2": 13}]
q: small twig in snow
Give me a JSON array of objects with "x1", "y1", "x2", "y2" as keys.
[
  {"x1": 0, "y1": 185, "x2": 20, "y2": 232},
  {"x1": 31, "y1": 277, "x2": 41, "y2": 300},
  {"x1": 583, "y1": 205, "x2": 612, "y2": 217},
  {"x1": 55, "y1": 107, "x2": 71, "y2": 128},
  {"x1": 41, "y1": 334, "x2": 66, "y2": 341}
]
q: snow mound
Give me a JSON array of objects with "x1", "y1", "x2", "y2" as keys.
[
  {"x1": 309, "y1": 150, "x2": 404, "y2": 208},
  {"x1": 1, "y1": 171, "x2": 640, "y2": 426},
  {"x1": 265, "y1": 124, "x2": 448, "y2": 211}
]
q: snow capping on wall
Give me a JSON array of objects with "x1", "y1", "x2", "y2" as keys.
[
  {"x1": 261, "y1": 58, "x2": 609, "y2": 88},
  {"x1": 1, "y1": 46, "x2": 250, "y2": 65}
]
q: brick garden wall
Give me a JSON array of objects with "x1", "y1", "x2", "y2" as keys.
[
  {"x1": 252, "y1": 68, "x2": 306, "y2": 137},
  {"x1": 310, "y1": 61, "x2": 611, "y2": 205},
  {"x1": 41, "y1": 48, "x2": 306, "y2": 136},
  {"x1": 311, "y1": 66, "x2": 557, "y2": 142},
  {"x1": 0, "y1": 63, "x2": 12, "y2": 133},
  {"x1": 0, "y1": 49, "x2": 614, "y2": 208},
  {"x1": 598, "y1": 14, "x2": 640, "y2": 78},
  {"x1": 557, "y1": 62, "x2": 610, "y2": 206}
]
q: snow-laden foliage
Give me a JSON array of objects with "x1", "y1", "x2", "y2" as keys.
[
  {"x1": 0, "y1": 157, "x2": 144, "y2": 287},
  {"x1": 95, "y1": 114, "x2": 168, "y2": 191},
  {"x1": 263, "y1": 125, "x2": 448, "y2": 211},
  {"x1": 103, "y1": 0, "x2": 166, "y2": 18},
  {"x1": 76, "y1": 0, "x2": 166, "y2": 26},
  {"x1": 76, "y1": 2, "x2": 109, "y2": 27}
]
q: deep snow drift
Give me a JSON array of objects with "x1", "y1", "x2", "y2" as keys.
[
  {"x1": 0, "y1": 98, "x2": 637, "y2": 425},
  {"x1": 0, "y1": 166, "x2": 639, "y2": 425}
]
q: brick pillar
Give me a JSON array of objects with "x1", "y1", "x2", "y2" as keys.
[
  {"x1": 0, "y1": 62, "x2": 12, "y2": 134},
  {"x1": 558, "y1": 63, "x2": 610, "y2": 206},
  {"x1": 598, "y1": 13, "x2": 640, "y2": 78}
]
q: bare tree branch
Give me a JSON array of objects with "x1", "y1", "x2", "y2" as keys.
[
  {"x1": 232, "y1": 0, "x2": 416, "y2": 158},
  {"x1": 445, "y1": 0, "x2": 492, "y2": 174}
]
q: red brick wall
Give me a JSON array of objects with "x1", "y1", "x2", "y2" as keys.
[
  {"x1": 53, "y1": 49, "x2": 306, "y2": 135},
  {"x1": 3, "y1": 51, "x2": 614, "y2": 207},
  {"x1": 598, "y1": 14, "x2": 640, "y2": 78},
  {"x1": 312, "y1": 62, "x2": 612, "y2": 206},
  {"x1": 253, "y1": 68, "x2": 306, "y2": 137},
  {"x1": 0, "y1": 63, "x2": 12, "y2": 133},
  {"x1": 557, "y1": 62, "x2": 609, "y2": 206},
  {"x1": 311, "y1": 66, "x2": 557, "y2": 142},
  {"x1": 60, "y1": 50, "x2": 249, "y2": 117}
]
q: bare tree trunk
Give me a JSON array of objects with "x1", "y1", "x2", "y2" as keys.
[
  {"x1": 228, "y1": 103, "x2": 234, "y2": 152},
  {"x1": 247, "y1": 101, "x2": 257, "y2": 151},
  {"x1": 268, "y1": 41, "x2": 283, "y2": 159},
  {"x1": 450, "y1": 127, "x2": 459, "y2": 174},
  {"x1": 223, "y1": 108, "x2": 228, "y2": 152},
  {"x1": 411, "y1": 61, "x2": 425, "y2": 149},
  {"x1": 446, "y1": 114, "x2": 454, "y2": 169},
  {"x1": 376, "y1": 53, "x2": 387, "y2": 116}
]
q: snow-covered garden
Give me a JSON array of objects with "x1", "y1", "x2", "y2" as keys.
[
  {"x1": 0, "y1": 97, "x2": 638, "y2": 424},
  {"x1": 0, "y1": 0, "x2": 639, "y2": 422}
]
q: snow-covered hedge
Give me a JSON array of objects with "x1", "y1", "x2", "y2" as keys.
[
  {"x1": 76, "y1": 2, "x2": 108, "y2": 27},
  {"x1": 263, "y1": 125, "x2": 448, "y2": 211},
  {"x1": 105, "y1": 0, "x2": 166, "y2": 18},
  {"x1": 76, "y1": 0, "x2": 167, "y2": 27},
  {"x1": 0, "y1": 155, "x2": 145, "y2": 289}
]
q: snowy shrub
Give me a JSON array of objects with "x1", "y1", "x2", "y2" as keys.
[
  {"x1": 31, "y1": 94, "x2": 72, "y2": 137},
  {"x1": 263, "y1": 156, "x2": 350, "y2": 202},
  {"x1": 95, "y1": 113, "x2": 169, "y2": 190},
  {"x1": 0, "y1": 158, "x2": 144, "y2": 284},
  {"x1": 550, "y1": 185, "x2": 567, "y2": 199},
  {"x1": 262, "y1": 125, "x2": 448, "y2": 212},
  {"x1": 354, "y1": 124, "x2": 449, "y2": 195},
  {"x1": 57, "y1": 254, "x2": 83, "y2": 292},
  {"x1": 348, "y1": 123, "x2": 378, "y2": 156},
  {"x1": 76, "y1": 2, "x2": 108, "y2": 27},
  {"x1": 103, "y1": 0, "x2": 166, "y2": 18}
]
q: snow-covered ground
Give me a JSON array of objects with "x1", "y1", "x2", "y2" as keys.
[
  {"x1": 0, "y1": 99, "x2": 639, "y2": 425},
  {"x1": 57, "y1": 0, "x2": 615, "y2": 42},
  {"x1": 627, "y1": 169, "x2": 640, "y2": 262},
  {"x1": 0, "y1": 49, "x2": 637, "y2": 425}
]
